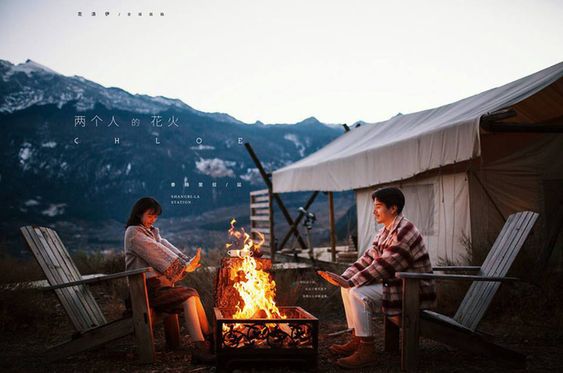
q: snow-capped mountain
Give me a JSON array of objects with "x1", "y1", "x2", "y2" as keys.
[
  {"x1": 0, "y1": 59, "x2": 242, "y2": 124},
  {"x1": 0, "y1": 58, "x2": 345, "y2": 254}
]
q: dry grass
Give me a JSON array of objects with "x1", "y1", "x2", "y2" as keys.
[{"x1": 1, "y1": 248, "x2": 562, "y2": 372}]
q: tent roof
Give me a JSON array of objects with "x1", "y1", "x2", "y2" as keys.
[{"x1": 272, "y1": 62, "x2": 563, "y2": 193}]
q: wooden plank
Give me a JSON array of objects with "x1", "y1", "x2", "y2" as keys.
[
  {"x1": 419, "y1": 317, "x2": 525, "y2": 363},
  {"x1": 42, "y1": 228, "x2": 81, "y2": 281},
  {"x1": 42, "y1": 228, "x2": 106, "y2": 328},
  {"x1": 421, "y1": 310, "x2": 471, "y2": 331},
  {"x1": 454, "y1": 212, "x2": 521, "y2": 325},
  {"x1": 457, "y1": 212, "x2": 534, "y2": 328},
  {"x1": 433, "y1": 266, "x2": 481, "y2": 272},
  {"x1": 250, "y1": 189, "x2": 269, "y2": 196},
  {"x1": 462, "y1": 213, "x2": 533, "y2": 328},
  {"x1": 401, "y1": 278, "x2": 420, "y2": 372},
  {"x1": 21, "y1": 226, "x2": 89, "y2": 331},
  {"x1": 250, "y1": 202, "x2": 270, "y2": 208},
  {"x1": 455, "y1": 212, "x2": 537, "y2": 330},
  {"x1": 251, "y1": 220, "x2": 271, "y2": 227},
  {"x1": 251, "y1": 208, "x2": 270, "y2": 215},
  {"x1": 42, "y1": 227, "x2": 105, "y2": 329},
  {"x1": 250, "y1": 227, "x2": 271, "y2": 234},
  {"x1": 43, "y1": 268, "x2": 151, "y2": 290},
  {"x1": 396, "y1": 273, "x2": 518, "y2": 281},
  {"x1": 46, "y1": 318, "x2": 134, "y2": 362},
  {"x1": 463, "y1": 212, "x2": 537, "y2": 330},
  {"x1": 250, "y1": 215, "x2": 270, "y2": 221},
  {"x1": 253, "y1": 195, "x2": 270, "y2": 203},
  {"x1": 129, "y1": 272, "x2": 155, "y2": 363},
  {"x1": 482, "y1": 212, "x2": 531, "y2": 274}
]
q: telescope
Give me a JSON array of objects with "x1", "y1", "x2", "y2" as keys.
[{"x1": 299, "y1": 207, "x2": 316, "y2": 221}]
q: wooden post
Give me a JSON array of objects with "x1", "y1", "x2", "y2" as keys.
[
  {"x1": 384, "y1": 315, "x2": 400, "y2": 352},
  {"x1": 268, "y1": 188, "x2": 276, "y2": 260},
  {"x1": 129, "y1": 272, "x2": 155, "y2": 363},
  {"x1": 328, "y1": 192, "x2": 336, "y2": 262},
  {"x1": 164, "y1": 314, "x2": 180, "y2": 350},
  {"x1": 401, "y1": 278, "x2": 420, "y2": 372}
]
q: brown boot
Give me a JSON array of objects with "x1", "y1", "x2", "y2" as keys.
[
  {"x1": 336, "y1": 338, "x2": 377, "y2": 369},
  {"x1": 328, "y1": 333, "x2": 360, "y2": 356},
  {"x1": 191, "y1": 340, "x2": 216, "y2": 365}
]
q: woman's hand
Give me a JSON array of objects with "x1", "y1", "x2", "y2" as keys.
[
  {"x1": 185, "y1": 248, "x2": 202, "y2": 272},
  {"x1": 317, "y1": 270, "x2": 352, "y2": 288}
]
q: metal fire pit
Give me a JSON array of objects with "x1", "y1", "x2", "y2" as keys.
[{"x1": 214, "y1": 306, "x2": 318, "y2": 371}]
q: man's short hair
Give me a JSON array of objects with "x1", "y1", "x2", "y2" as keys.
[{"x1": 371, "y1": 187, "x2": 405, "y2": 214}]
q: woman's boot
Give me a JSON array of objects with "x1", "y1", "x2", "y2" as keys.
[{"x1": 191, "y1": 340, "x2": 216, "y2": 364}]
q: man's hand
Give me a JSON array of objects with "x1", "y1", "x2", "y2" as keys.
[
  {"x1": 185, "y1": 248, "x2": 202, "y2": 272},
  {"x1": 317, "y1": 270, "x2": 352, "y2": 288}
]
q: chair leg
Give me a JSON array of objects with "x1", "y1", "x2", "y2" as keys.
[
  {"x1": 164, "y1": 314, "x2": 181, "y2": 350},
  {"x1": 401, "y1": 278, "x2": 421, "y2": 372},
  {"x1": 384, "y1": 315, "x2": 400, "y2": 352},
  {"x1": 129, "y1": 273, "x2": 155, "y2": 363},
  {"x1": 46, "y1": 318, "x2": 134, "y2": 362}
]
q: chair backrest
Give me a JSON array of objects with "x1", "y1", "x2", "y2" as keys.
[
  {"x1": 20, "y1": 226, "x2": 107, "y2": 332},
  {"x1": 454, "y1": 211, "x2": 539, "y2": 331}
]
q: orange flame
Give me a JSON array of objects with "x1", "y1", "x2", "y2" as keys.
[{"x1": 227, "y1": 219, "x2": 284, "y2": 320}]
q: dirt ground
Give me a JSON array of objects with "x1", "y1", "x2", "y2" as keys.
[{"x1": 1, "y1": 288, "x2": 562, "y2": 373}]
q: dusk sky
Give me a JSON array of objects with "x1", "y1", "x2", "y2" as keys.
[{"x1": 1, "y1": 0, "x2": 562, "y2": 124}]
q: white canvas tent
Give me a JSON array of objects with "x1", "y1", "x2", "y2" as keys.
[{"x1": 272, "y1": 62, "x2": 563, "y2": 265}]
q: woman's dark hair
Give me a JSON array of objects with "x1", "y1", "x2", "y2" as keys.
[
  {"x1": 371, "y1": 187, "x2": 405, "y2": 214},
  {"x1": 126, "y1": 197, "x2": 162, "y2": 228}
]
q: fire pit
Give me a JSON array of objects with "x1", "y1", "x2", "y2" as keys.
[
  {"x1": 214, "y1": 306, "x2": 318, "y2": 371},
  {"x1": 212, "y1": 220, "x2": 319, "y2": 371}
]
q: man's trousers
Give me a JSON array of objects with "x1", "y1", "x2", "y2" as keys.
[{"x1": 340, "y1": 283, "x2": 383, "y2": 337}]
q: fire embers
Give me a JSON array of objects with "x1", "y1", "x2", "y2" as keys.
[{"x1": 221, "y1": 320, "x2": 313, "y2": 349}]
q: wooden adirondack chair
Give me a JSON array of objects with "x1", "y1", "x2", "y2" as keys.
[
  {"x1": 384, "y1": 211, "x2": 539, "y2": 372},
  {"x1": 20, "y1": 225, "x2": 181, "y2": 363}
]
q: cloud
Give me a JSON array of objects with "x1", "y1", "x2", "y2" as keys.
[
  {"x1": 42, "y1": 203, "x2": 66, "y2": 217},
  {"x1": 190, "y1": 144, "x2": 216, "y2": 151},
  {"x1": 195, "y1": 158, "x2": 236, "y2": 178},
  {"x1": 240, "y1": 168, "x2": 263, "y2": 185}
]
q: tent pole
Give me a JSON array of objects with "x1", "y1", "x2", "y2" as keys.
[
  {"x1": 329, "y1": 192, "x2": 337, "y2": 262},
  {"x1": 244, "y1": 142, "x2": 309, "y2": 251},
  {"x1": 278, "y1": 191, "x2": 319, "y2": 251}
]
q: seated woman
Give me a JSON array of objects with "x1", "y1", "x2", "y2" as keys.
[{"x1": 124, "y1": 196, "x2": 214, "y2": 363}]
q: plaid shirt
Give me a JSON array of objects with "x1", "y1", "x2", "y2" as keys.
[
  {"x1": 124, "y1": 225, "x2": 191, "y2": 284},
  {"x1": 342, "y1": 215, "x2": 436, "y2": 315}
]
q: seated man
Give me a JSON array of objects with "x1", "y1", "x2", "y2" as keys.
[{"x1": 318, "y1": 187, "x2": 436, "y2": 369}]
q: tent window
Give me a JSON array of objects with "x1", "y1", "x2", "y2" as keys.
[{"x1": 401, "y1": 184, "x2": 435, "y2": 236}]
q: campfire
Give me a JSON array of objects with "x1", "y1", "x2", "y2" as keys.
[
  {"x1": 213, "y1": 219, "x2": 318, "y2": 370},
  {"x1": 225, "y1": 218, "x2": 284, "y2": 320}
]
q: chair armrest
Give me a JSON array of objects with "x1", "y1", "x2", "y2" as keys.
[
  {"x1": 432, "y1": 266, "x2": 481, "y2": 272},
  {"x1": 43, "y1": 268, "x2": 152, "y2": 290},
  {"x1": 396, "y1": 272, "x2": 518, "y2": 282}
]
